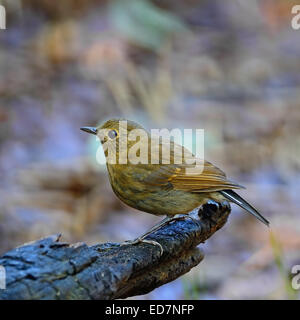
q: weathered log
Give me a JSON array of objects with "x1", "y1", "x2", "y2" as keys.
[{"x1": 0, "y1": 201, "x2": 230, "y2": 300}]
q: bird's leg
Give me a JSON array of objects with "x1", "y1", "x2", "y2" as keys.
[
  {"x1": 120, "y1": 238, "x2": 164, "y2": 256},
  {"x1": 120, "y1": 216, "x2": 171, "y2": 255},
  {"x1": 136, "y1": 214, "x2": 198, "y2": 240},
  {"x1": 138, "y1": 216, "x2": 174, "y2": 238},
  {"x1": 120, "y1": 214, "x2": 199, "y2": 255}
]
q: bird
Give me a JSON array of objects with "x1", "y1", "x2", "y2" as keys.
[{"x1": 81, "y1": 119, "x2": 269, "y2": 252}]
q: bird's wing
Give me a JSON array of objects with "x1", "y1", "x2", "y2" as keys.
[
  {"x1": 143, "y1": 161, "x2": 243, "y2": 192},
  {"x1": 172, "y1": 162, "x2": 244, "y2": 192},
  {"x1": 142, "y1": 140, "x2": 244, "y2": 192}
]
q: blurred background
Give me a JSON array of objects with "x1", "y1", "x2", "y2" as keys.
[{"x1": 0, "y1": 0, "x2": 300, "y2": 299}]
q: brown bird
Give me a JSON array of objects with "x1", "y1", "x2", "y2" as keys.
[{"x1": 81, "y1": 119, "x2": 269, "y2": 251}]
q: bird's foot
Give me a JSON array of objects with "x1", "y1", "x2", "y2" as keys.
[
  {"x1": 120, "y1": 238, "x2": 163, "y2": 256},
  {"x1": 136, "y1": 214, "x2": 198, "y2": 241},
  {"x1": 119, "y1": 214, "x2": 199, "y2": 256},
  {"x1": 173, "y1": 214, "x2": 199, "y2": 225}
]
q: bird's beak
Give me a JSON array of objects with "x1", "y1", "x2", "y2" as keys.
[{"x1": 80, "y1": 127, "x2": 98, "y2": 135}]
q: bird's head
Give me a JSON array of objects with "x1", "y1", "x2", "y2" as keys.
[{"x1": 81, "y1": 119, "x2": 149, "y2": 162}]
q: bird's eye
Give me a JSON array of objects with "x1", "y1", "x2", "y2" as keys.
[{"x1": 108, "y1": 129, "x2": 118, "y2": 139}]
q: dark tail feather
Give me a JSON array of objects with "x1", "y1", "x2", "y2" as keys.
[{"x1": 220, "y1": 190, "x2": 269, "y2": 226}]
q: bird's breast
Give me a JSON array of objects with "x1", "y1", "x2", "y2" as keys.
[{"x1": 106, "y1": 164, "x2": 204, "y2": 216}]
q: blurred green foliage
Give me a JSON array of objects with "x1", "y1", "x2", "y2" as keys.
[
  {"x1": 108, "y1": 0, "x2": 187, "y2": 50},
  {"x1": 270, "y1": 231, "x2": 297, "y2": 300}
]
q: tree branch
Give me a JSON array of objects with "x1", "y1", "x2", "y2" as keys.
[{"x1": 0, "y1": 201, "x2": 230, "y2": 300}]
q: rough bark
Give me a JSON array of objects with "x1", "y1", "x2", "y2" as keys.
[{"x1": 0, "y1": 201, "x2": 230, "y2": 300}]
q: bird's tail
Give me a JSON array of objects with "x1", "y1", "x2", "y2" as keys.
[{"x1": 220, "y1": 189, "x2": 269, "y2": 226}]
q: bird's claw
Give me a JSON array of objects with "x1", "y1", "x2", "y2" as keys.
[
  {"x1": 120, "y1": 238, "x2": 164, "y2": 256},
  {"x1": 175, "y1": 214, "x2": 199, "y2": 225}
]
